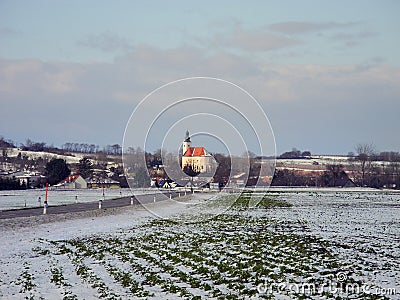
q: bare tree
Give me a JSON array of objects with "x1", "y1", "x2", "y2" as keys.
[
  {"x1": 89, "y1": 144, "x2": 96, "y2": 153},
  {"x1": 355, "y1": 143, "x2": 375, "y2": 186},
  {"x1": 241, "y1": 150, "x2": 256, "y2": 159},
  {"x1": 325, "y1": 164, "x2": 343, "y2": 187},
  {"x1": 394, "y1": 161, "x2": 400, "y2": 189}
]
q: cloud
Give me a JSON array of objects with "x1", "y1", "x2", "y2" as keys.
[
  {"x1": 0, "y1": 59, "x2": 84, "y2": 95},
  {"x1": 78, "y1": 32, "x2": 133, "y2": 52},
  {"x1": 0, "y1": 26, "x2": 20, "y2": 37},
  {"x1": 0, "y1": 47, "x2": 399, "y2": 153},
  {"x1": 330, "y1": 30, "x2": 377, "y2": 48},
  {"x1": 214, "y1": 28, "x2": 300, "y2": 52},
  {"x1": 331, "y1": 30, "x2": 376, "y2": 40},
  {"x1": 114, "y1": 46, "x2": 263, "y2": 84},
  {"x1": 269, "y1": 21, "x2": 358, "y2": 35}
]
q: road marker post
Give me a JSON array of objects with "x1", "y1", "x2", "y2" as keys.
[{"x1": 43, "y1": 183, "x2": 49, "y2": 214}]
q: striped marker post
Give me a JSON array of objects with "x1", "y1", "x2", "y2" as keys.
[{"x1": 43, "y1": 183, "x2": 49, "y2": 214}]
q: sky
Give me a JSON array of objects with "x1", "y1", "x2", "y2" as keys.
[{"x1": 0, "y1": 1, "x2": 399, "y2": 155}]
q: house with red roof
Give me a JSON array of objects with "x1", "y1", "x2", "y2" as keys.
[
  {"x1": 181, "y1": 130, "x2": 217, "y2": 174},
  {"x1": 54, "y1": 174, "x2": 88, "y2": 189}
]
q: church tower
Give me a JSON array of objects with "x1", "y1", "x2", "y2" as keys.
[{"x1": 182, "y1": 130, "x2": 192, "y2": 155}]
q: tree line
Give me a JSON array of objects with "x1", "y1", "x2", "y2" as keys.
[
  {"x1": 274, "y1": 144, "x2": 400, "y2": 189},
  {"x1": 2, "y1": 135, "x2": 400, "y2": 190},
  {"x1": 61, "y1": 142, "x2": 122, "y2": 155},
  {"x1": 279, "y1": 148, "x2": 312, "y2": 159},
  {"x1": 0, "y1": 136, "x2": 123, "y2": 156},
  {"x1": 120, "y1": 144, "x2": 400, "y2": 189}
]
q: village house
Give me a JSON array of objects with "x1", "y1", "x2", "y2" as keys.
[
  {"x1": 54, "y1": 174, "x2": 88, "y2": 189},
  {"x1": 13, "y1": 171, "x2": 46, "y2": 188},
  {"x1": 54, "y1": 174, "x2": 122, "y2": 189},
  {"x1": 86, "y1": 177, "x2": 121, "y2": 189}
]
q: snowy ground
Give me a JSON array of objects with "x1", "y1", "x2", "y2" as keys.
[{"x1": 0, "y1": 190, "x2": 399, "y2": 299}]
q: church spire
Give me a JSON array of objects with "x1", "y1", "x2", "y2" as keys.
[
  {"x1": 182, "y1": 130, "x2": 192, "y2": 156},
  {"x1": 184, "y1": 130, "x2": 191, "y2": 142}
]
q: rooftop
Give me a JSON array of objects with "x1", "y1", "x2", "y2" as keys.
[{"x1": 183, "y1": 147, "x2": 208, "y2": 157}]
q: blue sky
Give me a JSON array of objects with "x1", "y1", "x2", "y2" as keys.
[
  {"x1": 2, "y1": 1, "x2": 399, "y2": 65},
  {"x1": 0, "y1": 1, "x2": 399, "y2": 154}
]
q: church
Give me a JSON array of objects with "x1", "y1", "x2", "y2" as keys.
[{"x1": 181, "y1": 130, "x2": 216, "y2": 174}]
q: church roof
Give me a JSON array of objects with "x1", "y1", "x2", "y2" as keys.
[{"x1": 183, "y1": 147, "x2": 206, "y2": 157}]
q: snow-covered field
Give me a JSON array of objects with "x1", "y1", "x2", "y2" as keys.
[
  {"x1": 0, "y1": 190, "x2": 399, "y2": 299},
  {"x1": 0, "y1": 188, "x2": 155, "y2": 211}
]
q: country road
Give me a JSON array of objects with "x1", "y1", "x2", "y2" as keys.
[{"x1": 0, "y1": 191, "x2": 183, "y2": 219}]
